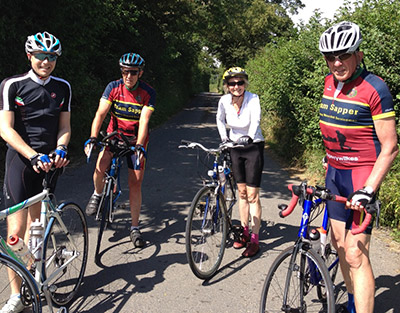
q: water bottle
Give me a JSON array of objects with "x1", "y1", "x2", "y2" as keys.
[
  {"x1": 29, "y1": 219, "x2": 44, "y2": 261},
  {"x1": 7, "y1": 235, "x2": 35, "y2": 267},
  {"x1": 308, "y1": 228, "x2": 321, "y2": 254},
  {"x1": 218, "y1": 166, "x2": 226, "y2": 184},
  {"x1": 317, "y1": 227, "x2": 327, "y2": 255}
]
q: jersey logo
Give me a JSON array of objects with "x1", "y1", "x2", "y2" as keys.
[
  {"x1": 136, "y1": 95, "x2": 142, "y2": 102},
  {"x1": 346, "y1": 88, "x2": 357, "y2": 98},
  {"x1": 51, "y1": 92, "x2": 56, "y2": 99},
  {"x1": 15, "y1": 96, "x2": 25, "y2": 106}
]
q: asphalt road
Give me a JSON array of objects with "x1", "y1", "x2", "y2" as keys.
[{"x1": 5, "y1": 92, "x2": 399, "y2": 313}]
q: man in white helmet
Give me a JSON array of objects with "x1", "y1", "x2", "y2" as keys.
[
  {"x1": 0, "y1": 31, "x2": 71, "y2": 313},
  {"x1": 319, "y1": 21, "x2": 398, "y2": 313}
]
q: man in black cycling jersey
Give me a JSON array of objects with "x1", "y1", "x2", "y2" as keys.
[
  {"x1": 318, "y1": 22, "x2": 398, "y2": 313},
  {"x1": 0, "y1": 31, "x2": 71, "y2": 313}
]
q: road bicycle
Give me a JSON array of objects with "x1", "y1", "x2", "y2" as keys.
[
  {"x1": 0, "y1": 168, "x2": 88, "y2": 313},
  {"x1": 179, "y1": 140, "x2": 241, "y2": 280},
  {"x1": 259, "y1": 181, "x2": 378, "y2": 313},
  {"x1": 87, "y1": 131, "x2": 142, "y2": 264}
]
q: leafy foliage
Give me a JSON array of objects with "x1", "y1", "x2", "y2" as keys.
[
  {"x1": 194, "y1": 0, "x2": 301, "y2": 67},
  {"x1": 247, "y1": 0, "x2": 400, "y2": 230}
]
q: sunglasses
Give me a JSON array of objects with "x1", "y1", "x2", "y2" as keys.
[
  {"x1": 227, "y1": 80, "x2": 245, "y2": 87},
  {"x1": 121, "y1": 69, "x2": 139, "y2": 76},
  {"x1": 33, "y1": 53, "x2": 58, "y2": 62},
  {"x1": 324, "y1": 53, "x2": 353, "y2": 62}
]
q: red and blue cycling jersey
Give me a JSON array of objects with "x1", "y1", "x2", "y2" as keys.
[
  {"x1": 319, "y1": 68, "x2": 395, "y2": 169},
  {"x1": 102, "y1": 78, "x2": 156, "y2": 142}
]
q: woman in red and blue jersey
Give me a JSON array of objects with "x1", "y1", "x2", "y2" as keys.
[
  {"x1": 319, "y1": 21, "x2": 398, "y2": 313},
  {"x1": 84, "y1": 53, "x2": 156, "y2": 248}
]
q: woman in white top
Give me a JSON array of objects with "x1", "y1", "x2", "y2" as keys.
[{"x1": 216, "y1": 67, "x2": 264, "y2": 257}]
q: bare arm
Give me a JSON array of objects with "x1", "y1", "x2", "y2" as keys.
[
  {"x1": 0, "y1": 110, "x2": 36, "y2": 159},
  {"x1": 54, "y1": 111, "x2": 71, "y2": 168},
  {"x1": 136, "y1": 106, "x2": 153, "y2": 146},
  {"x1": 347, "y1": 117, "x2": 398, "y2": 210},
  {"x1": 84, "y1": 98, "x2": 111, "y2": 156},
  {"x1": 364, "y1": 117, "x2": 398, "y2": 191}
]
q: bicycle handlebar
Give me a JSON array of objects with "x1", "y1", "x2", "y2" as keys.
[
  {"x1": 279, "y1": 183, "x2": 376, "y2": 235},
  {"x1": 86, "y1": 131, "x2": 136, "y2": 163},
  {"x1": 179, "y1": 140, "x2": 242, "y2": 154}
]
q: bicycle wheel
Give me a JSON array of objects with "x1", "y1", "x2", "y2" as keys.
[
  {"x1": 185, "y1": 185, "x2": 228, "y2": 279},
  {"x1": 318, "y1": 240, "x2": 340, "y2": 302},
  {"x1": 260, "y1": 245, "x2": 335, "y2": 313},
  {"x1": 43, "y1": 202, "x2": 88, "y2": 306},
  {"x1": 0, "y1": 253, "x2": 41, "y2": 313},
  {"x1": 224, "y1": 175, "x2": 237, "y2": 219},
  {"x1": 95, "y1": 180, "x2": 113, "y2": 261}
]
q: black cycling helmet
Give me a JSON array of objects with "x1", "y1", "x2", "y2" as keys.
[
  {"x1": 119, "y1": 53, "x2": 145, "y2": 68},
  {"x1": 222, "y1": 67, "x2": 248, "y2": 84}
]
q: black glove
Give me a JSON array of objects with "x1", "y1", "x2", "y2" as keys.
[
  {"x1": 347, "y1": 187, "x2": 374, "y2": 207},
  {"x1": 236, "y1": 135, "x2": 253, "y2": 146}
]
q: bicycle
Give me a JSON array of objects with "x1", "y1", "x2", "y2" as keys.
[
  {"x1": 86, "y1": 131, "x2": 142, "y2": 264},
  {"x1": 0, "y1": 168, "x2": 88, "y2": 313},
  {"x1": 259, "y1": 181, "x2": 378, "y2": 313},
  {"x1": 179, "y1": 140, "x2": 241, "y2": 280}
]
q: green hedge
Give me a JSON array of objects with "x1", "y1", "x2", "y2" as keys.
[{"x1": 246, "y1": 0, "x2": 400, "y2": 233}]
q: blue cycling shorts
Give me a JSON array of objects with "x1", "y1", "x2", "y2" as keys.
[{"x1": 325, "y1": 165, "x2": 373, "y2": 234}]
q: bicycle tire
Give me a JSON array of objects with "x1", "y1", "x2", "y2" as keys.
[
  {"x1": 0, "y1": 252, "x2": 42, "y2": 313},
  {"x1": 318, "y1": 242, "x2": 340, "y2": 302},
  {"x1": 95, "y1": 192, "x2": 112, "y2": 262},
  {"x1": 43, "y1": 202, "x2": 88, "y2": 306},
  {"x1": 259, "y1": 245, "x2": 335, "y2": 313},
  {"x1": 185, "y1": 185, "x2": 228, "y2": 279},
  {"x1": 224, "y1": 175, "x2": 237, "y2": 219}
]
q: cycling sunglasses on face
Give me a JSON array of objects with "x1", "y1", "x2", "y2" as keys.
[
  {"x1": 121, "y1": 69, "x2": 139, "y2": 76},
  {"x1": 324, "y1": 53, "x2": 353, "y2": 62},
  {"x1": 33, "y1": 53, "x2": 58, "y2": 62},
  {"x1": 227, "y1": 80, "x2": 245, "y2": 87}
]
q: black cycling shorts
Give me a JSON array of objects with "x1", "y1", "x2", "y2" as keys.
[
  {"x1": 230, "y1": 141, "x2": 264, "y2": 188},
  {"x1": 3, "y1": 149, "x2": 59, "y2": 207}
]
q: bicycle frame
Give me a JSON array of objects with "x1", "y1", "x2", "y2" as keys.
[
  {"x1": 204, "y1": 151, "x2": 236, "y2": 232},
  {"x1": 95, "y1": 155, "x2": 122, "y2": 223},
  {"x1": 0, "y1": 186, "x2": 80, "y2": 313}
]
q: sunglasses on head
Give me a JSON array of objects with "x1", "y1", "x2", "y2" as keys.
[
  {"x1": 121, "y1": 69, "x2": 139, "y2": 76},
  {"x1": 227, "y1": 80, "x2": 245, "y2": 87},
  {"x1": 324, "y1": 53, "x2": 354, "y2": 62},
  {"x1": 33, "y1": 53, "x2": 58, "y2": 62}
]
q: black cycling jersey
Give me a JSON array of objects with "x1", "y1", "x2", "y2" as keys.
[{"x1": 0, "y1": 70, "x2": 71, "y2": 153}]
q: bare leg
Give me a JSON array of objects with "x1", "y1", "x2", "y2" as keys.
[
  {"x1": 246, "y1": 186, "x2": 261, "y2": 235},
  {"x1": 93, "y1": 149, "x2": 113, "y2": 194},
  {"x1": 7, "y1": 202, "x2": 40, "y2": 294},
  {"x1": 128, "y1": 168, "x2": 145, "y2": 227},
  {"x1": 345, "y1": 232, "x2": 374, "y2": 313},
  {"x1": 330, "y1": 219, "x2": 353, "y2": 294},
  {"x1": 237, "y1": 183, "x2": 249, "y2": 228}
]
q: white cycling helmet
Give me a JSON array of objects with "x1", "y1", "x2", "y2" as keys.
[
  {"x1": 25, "y1": 31, "x2": 62, "y2": 56},
  {"x1": 319, "y1": 21, "x2": 362, "y2": 54}
]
